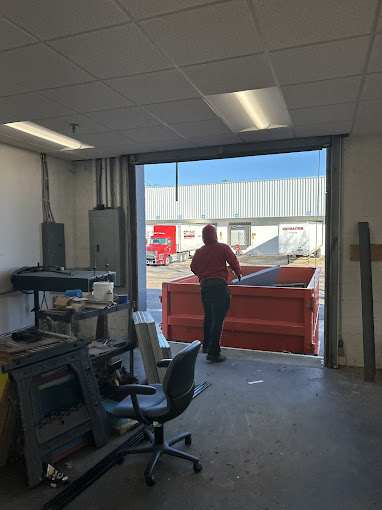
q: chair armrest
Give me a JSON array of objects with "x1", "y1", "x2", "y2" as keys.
[
  {"x1": 116, "y1": 384, "x2": 157, "y2": 399},
  {"x1": 116, "y1": 384, "x2": 157, "y2": 425},
  {"x1": 157, "y1": 359, "x2": 172, "y2": 368}
]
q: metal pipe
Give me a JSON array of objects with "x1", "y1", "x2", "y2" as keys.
[
  {"x1": 175, "y1": 162, "x2": 178, "y2": 201},
  {"x1": 105, "y1": 158, "x2": 109, "y2": 208}
]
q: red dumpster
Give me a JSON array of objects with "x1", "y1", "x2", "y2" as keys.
[{"x1": 161, "y1": 265, "x2": 320, "y2": 355}]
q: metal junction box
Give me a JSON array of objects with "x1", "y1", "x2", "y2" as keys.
[
  {"x1": 89, "y1": 208, "x2": 126, "y2": 286},
  {"x1": 41, "y1": 222, "x2": 66, "y2": 267}
]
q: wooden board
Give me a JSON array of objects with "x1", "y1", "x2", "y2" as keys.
[{"x1": 350, "y1": 244, "x2": 382, "y2": 261}]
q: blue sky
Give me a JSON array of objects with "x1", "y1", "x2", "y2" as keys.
[{"x1": 145, "y1": 149, "x2": 326, "y2": 187}]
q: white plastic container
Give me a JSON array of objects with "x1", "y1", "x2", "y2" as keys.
[{"x1": 92, "y1": 281, "x2": 114, "y2": 302}]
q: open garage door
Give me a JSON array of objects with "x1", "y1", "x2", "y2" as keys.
[{"x1": 229, "y1": 223, "x2": 250, "y2": 248}]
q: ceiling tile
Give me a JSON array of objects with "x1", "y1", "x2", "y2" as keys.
[
  {"x1": 105, "y1": 69, "x2": 200, "y2": 105},
  {"x1": 144, "y1": 98, "x2": 218, "y2": 124},
  {"x1": 0, "y1": 76, "x2": 28, "y2": 96},
  {"x1": 41, "y1": 82, "x2": 133, "y2": 113},
  {"x1": 35, "y1": 115, "x2": 110, "y2": 135},
  {"x1": 118, "y1": 0, "x2": 218, "y2": 20},
  {"x1": 66, "y1": 139, "x2": 199, "y2": 158},
  {"x1": 74, "y1": 132, "x2": 129, "y2": 147},
  {"x1": 62, "y1": 148, "x2": 118, "y2": 159},
  {"x1": 51, "y1": 25, "x2": 171, "y2": 79},
  {"x1": 0, "y1": 93, "x2": 74, "y2": 123},
  {"x1": 0, "y1": 18, "x2": 36, "y2": 51},
  {"x1": 368, "y1": 34, "x2": 382, "y2": 73},
  {"x1": 170, "y1": 118, "x2": 233, "y2": 137},
  {"x1": 253, "y1": 0, "x2": 377, "y2": 50},
  {"x1": 63, "y1": 144, "x2": 147, "y2": 159},
  {"x1": 353, "y1": 98, "x2": 382, "y2": 135},
  {"x1": 119, "y1": 125, "x2": 182, "y2": 142},
  {"x1": 182, "y1": 54, "x2": 274, "y2": 95},
  {"x1": 361, "y1": 73, "x2": 382, "y2": 100},
  {"x1": 88, "y1": 107, "x2": 161, "y2": 130},
  {"x1": 0, "y1": 44, "x2": 93, "y2": 90},
  {"x1": 191, "y1": 134, "x2": 243, "y2": 146},
  {"x1": 140, "y1": 139, "x2": 198, "y2": 150},
  {"x1": 289, "y1": 103, "x2": 355, "y2": 126},
  {"x1": 270, "y1": 37, "x2": 369, "y2": 85},
  {"x1": 0, "y1": 0, "x2": 129, "y2": 40},
  {"x1": 238, "y1": 127, "x2": 294, "y2": 142},
  {"x1": 140, "y1": 1, "x2": 263, "y2": 66},
  {"x1": 294, "y1": 121, "x2": 352, "y2": 137},
  {"x1": 282, "y1": 76, "x2": 362, "y2": 109}
]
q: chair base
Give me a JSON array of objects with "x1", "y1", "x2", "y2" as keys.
[{"x1": 118, "y1": 425, "x2": 202, "y2": 486}]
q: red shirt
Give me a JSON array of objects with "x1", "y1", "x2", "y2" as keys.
[{"x1": 190, "y1": 241, "x2": 241, "y2": 282}]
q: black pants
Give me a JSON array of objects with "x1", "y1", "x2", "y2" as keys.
[{"x1": 200, "y1": 278, "x2": 231, "y2": 356}]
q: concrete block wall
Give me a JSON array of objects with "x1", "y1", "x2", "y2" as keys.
[
  {"x1": 73, "y1": 160, "x2": 96, "y2": 268},
  {"x1": 0, "y1": 143, "x2": 75, "y2": 334},
  {"x1": 340, "y1": 135, "x2": 382, "y2": 368}
]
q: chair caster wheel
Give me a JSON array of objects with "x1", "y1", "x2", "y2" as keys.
[
  {"x1": 145, "y1": 474, "x2": 156, "y2": 487},
  {"x1": 185, "y1": 436, "x2": 192, "y2": 446},
  {"x1": 193, "y1": 462, "x2": 202, "y2": 473},
  {"x1": 117, "y1": 454, "x2": 125, "y2": 465}
]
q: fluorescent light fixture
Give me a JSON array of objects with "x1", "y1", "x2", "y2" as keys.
[
  {"x1": 4, "y1": 121, "x2": 94, "y2": 150},
  {"x1": 204, "y1": 87, "x2": 291, "y2": 132}
]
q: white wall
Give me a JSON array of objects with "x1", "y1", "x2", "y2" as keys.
[
  {"x1": 340, "y1": 135, "x2": 382, "y2": 368},
  {"x1": 0, "y1": 143, "x2": 74, "y2": 334},
  {"x1": 250, "y1": 225, "x2": 279, "y2": 253}
]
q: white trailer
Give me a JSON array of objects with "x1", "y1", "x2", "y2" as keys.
[
  {"x1": 278, "y1": 222, "x2": 323, "y2": 257},
  {"x1": 176, "y1": 224, "x2": 204, "y2": 256}
]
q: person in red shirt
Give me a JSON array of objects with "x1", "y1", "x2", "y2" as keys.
[{"x1": 190, "y1": 224, "x2": 241, "y2": 362}]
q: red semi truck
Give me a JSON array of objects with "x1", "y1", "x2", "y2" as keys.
[{"x1": 146, "y1": 225, "x2": 203, "y2": 265}]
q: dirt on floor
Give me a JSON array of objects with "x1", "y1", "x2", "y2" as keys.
[{"x1": 146, "y1": 254, "x2": 325, "y2": 304}]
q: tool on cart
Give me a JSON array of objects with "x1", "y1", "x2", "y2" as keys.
[{"x1": 11, "y1": 265, "x2": 116, "y2": 327}]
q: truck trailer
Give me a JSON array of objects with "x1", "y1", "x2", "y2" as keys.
[
  {"x1": 278, "y1": 222, "x2": 323, "y2": 257},
  {"x1": 146, "y1": 225, "x2": 203, "y2": 265}
]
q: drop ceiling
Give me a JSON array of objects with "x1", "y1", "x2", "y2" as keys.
[{"x1": 0, "y1": 0, "x2": 380, "y2": 160}]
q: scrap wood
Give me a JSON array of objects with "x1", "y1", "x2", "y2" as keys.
[{"x1": 133, "y1": 311, "x2": 172, "y2": 384}]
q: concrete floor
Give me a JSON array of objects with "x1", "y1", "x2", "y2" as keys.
[{"x1": 1, "y1": 344, "x2": 382, "y2": 510}]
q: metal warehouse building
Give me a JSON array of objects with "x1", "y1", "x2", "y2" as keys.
[{"x1": 146, "y1": 176, "x2": 326, "y2": 255}]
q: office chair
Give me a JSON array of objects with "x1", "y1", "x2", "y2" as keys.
[{"x1": 113, "y1": 340, "x2": 202, "y2": 486}]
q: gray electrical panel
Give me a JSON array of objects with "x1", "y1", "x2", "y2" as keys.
[
  {"x1": 89, "y1": 208, "x2": 126, "y2": 287},
  {"x1": 41, "y1": 222, "x2": 66, "y2": 267}
]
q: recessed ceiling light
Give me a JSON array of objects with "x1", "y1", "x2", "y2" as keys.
[
  {"x1": 4, "y1": 121, "x2": 94, "y2": 150},
  {"x1": 204, "y1": 87, "x2": 291, "y2": 132}
]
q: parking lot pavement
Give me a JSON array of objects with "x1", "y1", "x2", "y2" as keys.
[{"x1": 146, "y1": 288, "x2": 162, "y2": 324}]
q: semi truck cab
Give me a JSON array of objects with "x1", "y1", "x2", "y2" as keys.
[{"x1": 146, "y1": 233, "x2": 174, "y2": 265}]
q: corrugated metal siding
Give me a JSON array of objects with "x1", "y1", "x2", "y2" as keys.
[{"x1": 145, "y1": 177, "x2": 326, "y2": 221}]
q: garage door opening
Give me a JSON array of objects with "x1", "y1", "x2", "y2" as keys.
[{"x1": 144, "y1": 149, "x2": 326, "y2": 358}]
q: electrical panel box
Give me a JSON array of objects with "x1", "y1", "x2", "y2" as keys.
[
  {"x1": 41, "y1": 222, "x2": 66, "y2": 267},
  {"x1": 89, "y1": 208, "x2": 126, "y2": 287}
]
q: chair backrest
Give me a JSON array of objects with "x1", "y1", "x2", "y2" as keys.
[{"x1": 162, "y1": 340, "x2": 200, "y2": 419}]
